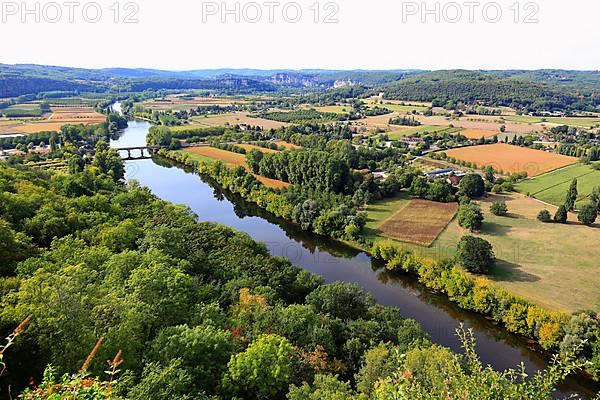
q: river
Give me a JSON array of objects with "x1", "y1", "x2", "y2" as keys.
[{"x1": 109, "y1": 109, "x2": 597, "y2": 398}]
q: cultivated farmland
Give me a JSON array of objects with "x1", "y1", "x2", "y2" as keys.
[
  {"x1": 442, "y1": 143, "x2": 578, "y2": 176},
  {"x1": 142, "y1": 96, "x2": 251, "y2": 111},
  {"x1": 504, "y1": 115, "x2": 600, "y2": 128},
  {"x1": 387, "y1": 125, "x2": 459, "y2": 139},
  {"x1": 184, "y1": 146, "x2": 290, "y2": 189},
  {"x1": 377, "y1": 199, "x2": 458, "y2": 246},
  {"x1": 458, "y1": 129, "x2": 499, "y2": 139},
  {"x1": 272, "y1": 141, "x2": 301, "y2": 150},
  {"x1": 415, "y1": 115, "x2": 541, "y2": 135},
  {"x1": 13, "y1": 106, "x2": 106, "y2": 134},
  {"x1": 190, "y1": 112, "x2": 289, "y2": 129},
  {"x1": 238, "y1": 144, "x2": 279, "y2": 154},
  {"x1": 515, "y1": 162, "x2": 600, "y2": 207}
]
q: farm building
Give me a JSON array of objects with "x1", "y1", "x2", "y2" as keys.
[
  {"x1": 372, "y1": 171, "x2": 389, "y2": 180},
  {"x1": 448, "y1": 174, "x2": 466, "y2": 185},
  {"x1": 425, "y1": 168, "x2": 454, "y2": 178}
]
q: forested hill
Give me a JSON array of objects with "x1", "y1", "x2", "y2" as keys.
[
  {"x1": 1, "y1": 63, "x2": 599, "y2": 111},
  {"x1": 490, "y1": 69, "x2": 600, "y2": 92},
  {"x1": 377, "y1": 70, "x2": 599, "y2": 111},
  {"x1": 0, "y1": 64, "x2": 278, "y2": 97}
]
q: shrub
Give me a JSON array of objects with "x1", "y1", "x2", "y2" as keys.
[
  {"x1": 489, "y1": 201, "x2": 508, "y2": 216},
  {"x1": 537, "y1": 209, "x2": 552, "y2": 223}
]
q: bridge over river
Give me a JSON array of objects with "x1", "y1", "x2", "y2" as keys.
[{"x1": 115, "y1": 146, "x2": 161, "y2": 160}]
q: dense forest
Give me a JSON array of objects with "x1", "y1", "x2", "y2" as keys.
[
  {"x1": 378, "y1": 70, "x2": 598, "y2": 112},
  {"x1": 0, "y1": 157, "x2": 587, "y2": 399}
]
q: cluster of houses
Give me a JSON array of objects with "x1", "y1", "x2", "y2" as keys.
[
  {"x1": 424, "y1": 168, "x2": 466, "y2": 185},
  {"x1": 369, "y1": 167, "x2": 466, "y2": 186}
]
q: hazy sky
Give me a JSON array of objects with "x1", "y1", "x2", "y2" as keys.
[{"x1": 1, "y1": 0, "x2": 598, "y2": 70}]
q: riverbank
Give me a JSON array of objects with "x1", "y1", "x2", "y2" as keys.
[
  {"x1": 154, "y1": 146, "x2": 600, "y2": 391},
  {"x1": 109, "y1": 118, "x2": 599, "y2": 397}
]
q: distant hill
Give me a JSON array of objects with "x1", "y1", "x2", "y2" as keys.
[
  {"x1": 377, "y1": 69, "x2": 599, "y2": 112},
  {"x1": 0, "y1": 64, "x2": 599, "y2": 111}
]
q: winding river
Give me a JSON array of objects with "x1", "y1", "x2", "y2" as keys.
[{"x1": 109, "y1": 109, "x2": 597, "y2": 398}]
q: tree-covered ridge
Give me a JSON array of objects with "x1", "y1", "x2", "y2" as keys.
[
  {"x1": 257, "y1": 109, "x2": 344, "y2": 123},
  {"x1": 378, "y1": 70, "x2": 598, "y2": 112}
]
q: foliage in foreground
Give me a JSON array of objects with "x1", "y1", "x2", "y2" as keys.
[{"x1": 0, "y1": 159, "x2": 597, "y2": 399}]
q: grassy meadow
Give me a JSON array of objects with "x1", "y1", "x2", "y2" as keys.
[
  {"x1": 432, "y1": 193, "x2": 600, "y2": 312},
  {"x1": 387, "y1": 125, "x2": 458, "y2": 139},
  {"x1": 515, "y1": 163, "x2": 600, "y2": 207}
]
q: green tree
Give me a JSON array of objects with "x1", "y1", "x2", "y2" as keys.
[
  {"x1": 306, "y1": 282, "x2": 374, "y2": 321},
  {"x1": 129, "y1": 360, "x2": 196, "y2": 400},
  {"x1": 459, "y1": 174, "x2": 485, "y2": 198},
  {"x1": 560, "y1": 312, "x2": 600, "y2": 358},
  {"x1": 222, "y1": 334, "x2": 295, "y2": 399},
  {"x1": 0, "y1": 219, "x2": 35, "y2": 275},
  {"x1": 355, "y1": 345, "x2": 395, "y2": 396},
  {"x1": 68, "y1": 154, "x2": 85, "y2": 174},
  {"x1": 373, "y1": 327, "x2": 587, "y2": 399},
  {"x1": 591, "y1": 186, "x2": 600, "y2": 213},
  {"x1": 554, "y1": 204, "x2": 568, "y2": 224},
  {"x1": 426, "y1": 179, "x2": 454, "y2": 202},
  {"x1": 95, "y1": 219, "x2": 142, "y2": 252},
  {"x1": 146, "y1": 324, "x2": 234, "y2": 393},
  {"x1": 146, "y1": 126, "x2": 172, "y2": 147},
  {"x1": 49, "y1": 135, "x2": 57, "y2": 153},
  {"x1": 577, "y1": 203, "x2": 598, "y2": 226},
  {"x1": 457, "y1": 203, "x2": 484, "y2": 231},
  {"x1": 93, "y1": 142, "x2": 125, "y2": 181},
  {"x1": 483, "y1": 165, "x2": 495, "y2": 183},
  {"x1": 564, "y1": 178, "x2": 578, "y2": 211},
  {"x1": 292, "y1": 200, "x2": 320, "y2": 230},
  {"x1": 245, "y1": 149, "x2": 264, "y2": 174},
  {"x1": 456, "y1": 235, "x2": 495, "y2": 274}
]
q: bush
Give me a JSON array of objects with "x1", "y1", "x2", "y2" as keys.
[
  {"x1": 537, "y1": 209, "x2": 552, "y2": 223},
  {"x1": 489, "y1": 201, "x2": 508, "y2": 216},
  {"x1": 456, "y1": 235, "x2": 495, "y2": 274}
]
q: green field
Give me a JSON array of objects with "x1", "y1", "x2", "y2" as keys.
[
  {"x1": 362, "y1": 190, "x2": 600, "y2": 311},
  {"x1": 503, "y1": 115, "x2": 544, "y2": 124},
  {"x1": 433, "y1": 193, "x2": 600, "y2": 312},
  {"x1": 363, "y1": 194, "x2": 411, "y2": 238},
  {"x1": 515, "y1": 163, "x2": 600, "y2": 207},
  {"x1": 175, "y1": 149, "x2": 229, "y2": 165},
  {"x1": 545, "y1": 117, "x2": 600, "y2": 127},
  {"x1": 2, "y1": 104, "x2": 42, "y2": 117},
  {"x1": 314, "y1": 105, "x2": 351, "y2": 114},
  {"x1": 379, "y1": 103, "x2": 430, "y2": 113},
  {"x1": 504, "y1": 115, "x2": 600, "y2": 128},
  {"x1": 387, "y1": 125, "x2": 459, "y2": 139}
]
